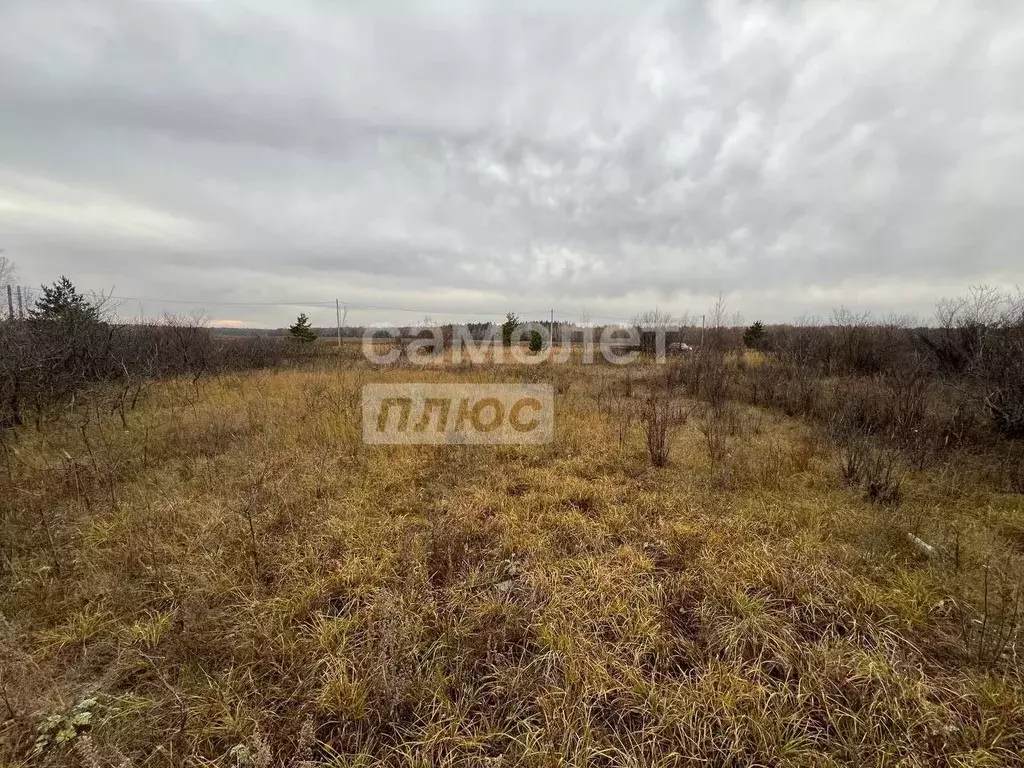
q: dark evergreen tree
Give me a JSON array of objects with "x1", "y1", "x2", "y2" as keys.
[
  {"x1": 30, "y1": 276, "x2": 96, "y2": 321},
  {"x1": 501, "y1": 312, "x2": 519, "y2": 348},
  {"x1": 289, "y1": 313, "x2": 318, "y2": 344},
  {"x1": 743, "y1": 321, "x2": 766, "y2": 349}
]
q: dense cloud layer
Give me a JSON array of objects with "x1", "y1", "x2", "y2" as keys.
[{"x1": 2, "y1": 0, "x2": 1023, "y2": 326}]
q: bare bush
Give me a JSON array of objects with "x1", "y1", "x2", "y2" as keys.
[
  {"x1": 961, "y1": 557, "x2": 1023, "y2": 667},
  {"x1": 921, "y1": 286, "x2": 1008, "y2": 375},
  {"x1": 632, "y1": 308, "x2": 687, "y2": 355},
  {"x1": 667, "y1": 350, "x2": 728, "y2": 409},
  {"x1": 0, "y1": 308, "x2": 295, "y2": 430},
  {"x1": 914, "y1": 287, "x2": 1024, "y2": 437},
  {"x1": 841, "y1": 440, "x2": 902, "y2": 506},
  {"x1": 830, "y1": 309, "x2": 916, "y2": 376},
  {"x1": 698, "y1": 409, "x2": 730, "y2": 481},
  {"x1": 725, "y1": 289, "x2": 1024, "y2": 459},
  {"x1": 642, "y1": 392, "x2": 689, "y2": 467},
  {"x1": 614, "y1": 399, "x2": 634, "y2": 449},
  {"x1": 977, "y1": 320, "x2": 1024, "y2": 438}
]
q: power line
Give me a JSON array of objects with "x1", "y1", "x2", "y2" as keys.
[{"x1": 108, "y1": 293, "x2": 566, "y2": 319}]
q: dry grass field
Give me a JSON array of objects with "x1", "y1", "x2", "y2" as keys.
[{"x1": 2, "y1": 354, "x2": 1024, "y2": 767}]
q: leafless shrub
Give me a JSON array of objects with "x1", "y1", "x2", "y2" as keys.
[
  {"x1": 663, "y1": 294, "x2": 735, "y2": 407},
  {"x1": 978, "y1": 323, "x2": 1024, "y2": 438},
  {"x1": 864, "y1": 453, "x2": 902, "y2": 506},
  {"x1": 719, "y1": 402, "x2": 743, "y2": 437},
  {"x1": 766, "y1": 310, "x2": 919, "y2": 379},
  {"x1": 237, "y1": 469, "x2": 271, "y2": 580},
  {"x1": 841, "y1": 440, "x2": 902, "y2": 506},
  {"x1": 642, "y1": 394, "x2": 673, "y2": 467},
  {"x1": 595, "y1": 376, "x2": 636, "y2": 450},
  {"x1": 667, "y1": 350, "x2": 728, "y2": 409},
  {"x1": 769, "y1": 316, "x2": 832, "y2": 372},
  {"x1": 744, "y1": 361, "x2": 785, "y2": 409},
  {"x1": 840, "y1": 441, "x2": 866, "y2": 486},
  {"x1": 632, "y1": 308, "x2": 687, "y2": 355},
  {"x1": 961, "y1": 558, "x2": 1023, "y2": 667},
  {"x1": 884, "y1": 368, "x2": 930, "y2": 440},
  {"x1": 921, "y1": 286, "x2": 1008, "y2": 375},
  {"x1": 698, "y1": 409, "x2": 730, "y2": 481},
  {"x1": 830, "y1": 309, "x2": 917, "y2": 376},
  {"x1": 0, "y1": 308, "x2": 294, "y2": 431},
  {"x1": 829, "y1": 379, "x2": 889, "y2": 439},
  {"x1": 780, "y1": 364, "x2": 820, "y2": 418},
  {"x1": 614, "y1": 399, "x2": 635, "y2": 449},
  {"x1": 701, "y1": 352, "x2": 728, "y2": 409},
  {"x1": 642, "y1": 393, "x2": 690, "y2": 467},
  {"x1": 923, "y1": 287, "x2": 1024, "y2": 437}
]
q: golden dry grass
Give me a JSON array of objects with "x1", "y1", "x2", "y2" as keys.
[{"x1": 2, "y1": 357, "x2": 1023, "y2": 767}]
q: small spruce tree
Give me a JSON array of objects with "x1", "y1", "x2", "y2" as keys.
[
  {"x1": 289, "y1": 313, "x2": 318, "y2": 344},
  {"x1": 529, "y1": 329, "x2": 544, "y2": 353},
  {"x1": 743, "y1": 321, "x2": 766, "y2": 349},
  {"x1": 30, "y1": 276, "x2": 96, "y2": 321},
  {"x1": 501, "y1": 312, "x2": 519, "y2": 348}
]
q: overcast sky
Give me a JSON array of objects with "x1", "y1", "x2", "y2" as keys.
[{"x1": 2, "y1": 1, "x2": 1023, "y2": 327}]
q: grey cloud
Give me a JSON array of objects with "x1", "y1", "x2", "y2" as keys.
[{"x1": 1, "y1": 0, "x2": 1023, "y2": 326}]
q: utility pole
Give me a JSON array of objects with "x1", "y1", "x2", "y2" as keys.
[
  {"x1": 336, "y1": 298, "x2": 342, "y2": 348},
  {"x1": 550, "y1": 308, "x2": 554, "y2": 345},
  {"x1": 6, "y1": 284, "x2": 12, "y2": 320},
  {"x1": 16, "y1": 286, "x2": 23, "y2": 319}
]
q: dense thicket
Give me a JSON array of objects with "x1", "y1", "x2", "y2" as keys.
[
  {"x1": 666, "y1": 290, "x2": 1024, "y2": 479},
  {"x1": 0, "y1": 313, "x2": 296, "y2": 429}
]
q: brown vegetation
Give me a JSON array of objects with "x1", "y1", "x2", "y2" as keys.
[{"x1": 2, "y1": 289, "x2": 1024, "y2": 766}]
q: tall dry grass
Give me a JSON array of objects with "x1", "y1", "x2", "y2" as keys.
[{"x1": 2, "y1": 355, "x2": 1023, "y2": 766}]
